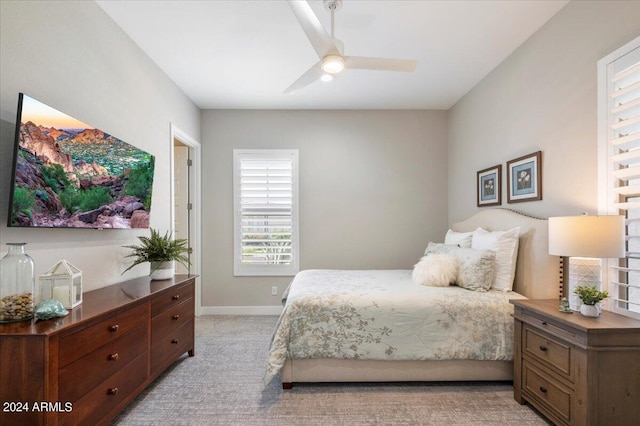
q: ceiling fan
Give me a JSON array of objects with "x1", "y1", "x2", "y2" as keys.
[{"x1": 284, "y1": 0, "x2": 418, "y2": 94}]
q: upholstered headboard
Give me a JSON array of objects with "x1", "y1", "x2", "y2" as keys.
[{"x1": 452, "y1": 209, "x2": 560, "y2": 300}]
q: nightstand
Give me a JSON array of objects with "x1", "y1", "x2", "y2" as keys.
[{"x1": 510, "y1": 299, "x2": 640, "y2": 426}]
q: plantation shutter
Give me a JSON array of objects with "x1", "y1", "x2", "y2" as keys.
[
  {"x1": 233, "y1": 150, "x2": 299, "y2": 276},
  {"x1": 599, "y1": 37, "x2": 640, "y2": 318}
]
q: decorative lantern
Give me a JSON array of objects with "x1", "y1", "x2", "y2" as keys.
[{"x1": 39, "y1": 260, "x2": 82, "y2": 309}]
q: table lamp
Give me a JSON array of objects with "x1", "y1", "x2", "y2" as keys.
[{"x1": 548, "y1": 215, "x2": 625, "y2": 311}]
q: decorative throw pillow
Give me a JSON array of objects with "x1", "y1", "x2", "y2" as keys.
[
  {"x1": 424, "y1": 243, "x2": 496, "y2": 292},
  {"x1": 412, "y1": 254, "x2": 458, "y2": 287},
  {"x1": 471, "y1": 227, "x2": 520, "y2": 292},
  {"x1": 444, "y1": 229, "x2": 473, "y2": 248},
  {"x1": 423, "y1": 241, "x2": 456, "y2": 256}
]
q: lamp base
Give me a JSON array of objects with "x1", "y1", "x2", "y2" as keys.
[{"x1": 568, "y1": 257, "x2": 602, "y2": 311}]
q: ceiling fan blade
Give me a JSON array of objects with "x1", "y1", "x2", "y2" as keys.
[
  {"x1": 345, "y1": 56, "x2": 418, "y2": 72},
  {"x1": 284, "y1": 61, "x2": 324, "y2": 94},
  {"x1": 287, "y1": 0, "x2": 341, "y2": 58}
]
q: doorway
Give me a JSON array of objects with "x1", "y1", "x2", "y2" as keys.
[{"x1": 170, "y1": 124, "x2": 201, "y2": 315}]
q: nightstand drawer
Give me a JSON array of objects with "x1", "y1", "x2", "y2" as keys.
[
  {"x1": 523, "y1": 325, "x2": 572, "y2": 379},
  {"x1": 523, "y1": 359, "x2": 572, "y2": 424},
  {"x1": 516, "y1": 307, "x2": 585, "y2": 347}
]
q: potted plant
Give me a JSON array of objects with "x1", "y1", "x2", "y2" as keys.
[
  {"x1": 574, "y1": 285, "x2": 608, "y2": 317},
  {"x1": 122, "y1": 228, "x2": 190, "y2": 280}
]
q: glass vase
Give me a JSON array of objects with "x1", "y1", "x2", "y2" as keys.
[{"x1": 0, "y1": 243, "x2": 35, "y2": 323}]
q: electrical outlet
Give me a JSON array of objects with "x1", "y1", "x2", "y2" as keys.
[{"x1": 271, "y1": 286, "x2": 278, "y2": 296}]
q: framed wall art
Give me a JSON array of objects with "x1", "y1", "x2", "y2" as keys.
[
  {"x1": 507, "y1": 151, "x2": 542, "y2": 203},
  {"x1": 477, "y1": 164, "x2": 502, "y2": 207}
]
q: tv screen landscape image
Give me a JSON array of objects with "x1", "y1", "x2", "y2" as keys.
[{"x1": 8, "y1": 93, "x2": 155, "y2": 229}]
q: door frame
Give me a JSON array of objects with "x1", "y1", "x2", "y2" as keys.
[{"x1": 170, "y1": 123, "x2": 202, "y2": 316}]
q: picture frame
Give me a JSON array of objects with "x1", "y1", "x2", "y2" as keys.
[
  {"x1": 477, "y1": 164, "x2": 502, "y2": 207},
  {"x1": 507, "y1": 151, "x2": 542, "y2": 203}
]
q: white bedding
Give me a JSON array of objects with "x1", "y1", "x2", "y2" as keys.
[{"x1": 265, "y1": 269, "x2": 526, "y2": 384}]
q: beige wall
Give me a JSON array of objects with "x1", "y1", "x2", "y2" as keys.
[
  {"x1": 448, "y1": 0, "x2": 640, "y2": 224},
  {"x1": 201, "y1": 110, "x2": 448, "y2": 307},
  {"x1": 0, "y1": 1, "x2": 200, "y2": 290}
]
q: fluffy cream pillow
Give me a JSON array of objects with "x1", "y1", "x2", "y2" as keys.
[
  {"x1": 412, "y1": 254, "x2": 458, "y2": 287},
  {"x1": 425, "y1": 243, "x2": 496, "y2": 291},
  {"x1": 444, "y1": 229, "x2": 473, "y2": 248},
  {"x1": 471, "y1": 227, "x2": 520, "y2": 292}
]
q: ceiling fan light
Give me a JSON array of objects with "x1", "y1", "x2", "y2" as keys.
[{"x1": 322, "y1": 55, "x2": 345, "y2": 74}]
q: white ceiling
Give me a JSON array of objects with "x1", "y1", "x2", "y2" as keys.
[{"x1": 96, "y1": 0, "x2": 568, "y2": 110}]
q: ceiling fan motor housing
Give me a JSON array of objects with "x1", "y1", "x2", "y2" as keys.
[{"x1": 323, "y1": 0, "x2": 343, "y2": 12}]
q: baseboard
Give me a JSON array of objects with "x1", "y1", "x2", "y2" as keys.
[{"x1": 199, "y1": 305, "x2": 283, "y2": 315}]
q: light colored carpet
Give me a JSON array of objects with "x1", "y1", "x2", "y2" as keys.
[{"x1": 111, "y1": 315, "x2": 549, "y2": 425}]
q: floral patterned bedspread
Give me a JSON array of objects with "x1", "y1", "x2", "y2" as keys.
[{"x1": 265, "y1": 269, "x2": 526, "y2": 384}]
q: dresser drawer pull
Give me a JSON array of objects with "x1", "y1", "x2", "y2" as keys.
[
  {"x1": 108, "y1": 387, "x2": 119, "y2": 395},
  {"x1": 539, "y1": 345, "x2": 548, "y2": 352},
  {"x1": 108, "y1": 353, "x2": 119, "y2": 361},
  {"x1": 541, "y1": 321, "x2": 547, "y2": 326},
  {"x1": 172, "y1": 314, "x2": 180, "y2": 320},
  {"x1": 172, "y1": 295, "x2": 180, "y2": 301},
  {"x1": 539, "y1": 386, "x2": 548, "y2": 394},
  {"x1": 109, "y1": 324, "x2": 119, "y2": 332},
  {"x1": 172, "y1": 339, "x2": 179, "y2": 344}
]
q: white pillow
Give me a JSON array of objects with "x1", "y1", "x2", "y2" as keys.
[
  {"x1": 412, "y1": 254, "x2": 458, "y2": 287},
  {"x1": 471, "y1": 227, "x2": 520, "y2": 292},
  {"x1": 424, "y1": 243, "x2": 496, "y2": 292},
  {"x1": 444, "y1": 229, "x2": 473, "y2": 248}
]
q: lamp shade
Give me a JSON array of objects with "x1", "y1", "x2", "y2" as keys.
[{"x1": 548, "y1": 215, "x2": 625, "y2": 258}]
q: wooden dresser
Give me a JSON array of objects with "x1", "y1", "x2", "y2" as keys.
[
  {"x1": 511, "y1": 299, "x2": 640, "y2": 425},
  {"x1": 0, "y1": 274, "x2": 196, "y2": 426}
]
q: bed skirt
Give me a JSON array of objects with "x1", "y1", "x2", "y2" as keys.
[{"x1": 281, "y1": 358, "x2": 513, "y2": 387}]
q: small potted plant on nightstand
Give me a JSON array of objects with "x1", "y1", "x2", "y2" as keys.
[
  {"x1": 122, "y1": 228, "x2": 190, "y2": 280},
  {"x1": 574, "y1": 285, "x2": 608, "y2": 317}
]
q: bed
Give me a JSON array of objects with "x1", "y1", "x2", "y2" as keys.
[{"x1": 266, "y1": 209, "x2": 560, "y2": 388}]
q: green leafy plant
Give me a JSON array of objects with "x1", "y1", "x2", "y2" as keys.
[
  {"x1": 122, "y1": 228, "x2": 189, "y2": 274},
  {"x1": 574, "y1": 285, "x2": 609, "y2": 305}
]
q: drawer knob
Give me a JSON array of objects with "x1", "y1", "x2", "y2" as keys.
[
  {"x1": 539, "y1": 345, "x2": 548, "y2": 352},
  {"x1": 109, "y1": 324, "x2": 119, "y2": 333},
  {"x1": 172, "y1": 295, "x2": 180, "y2": 301},
  {"x1": 541, "y1": 321, "x2": 548, "y2": 326},
  {"x1": 171, "y1": 339, "x2": 179, "y2": 344},
  {"x1": 539, "y1": 386, "x2": 548, "y2": 394},
  {"x1": 172, "y1": 314, "x2": 180, "y2": 320},
  {"x1": 108, "y1": 387, "x2": 119, "y2": 395},
  {"x1": 108, "y1": 353, "x2": 119, "y2": 361}
]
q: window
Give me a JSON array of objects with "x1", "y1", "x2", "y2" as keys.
[
  {"x1": 233, "y1": 149, "x2": 299, "y2": 276},
  {"x1": 598, "y1": 36, "x2": 640, "y2": 319}
]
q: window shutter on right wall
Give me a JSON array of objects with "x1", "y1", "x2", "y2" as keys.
[{"x1": 598, "y1": 36, "x2": 640, "y2": 319}]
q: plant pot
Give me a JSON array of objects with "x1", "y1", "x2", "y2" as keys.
[
  {"x1": 150, "y1": 261, "x2": 174, "y2": 280},
  {"x1": 580, "y1": 304, "x2": 599, "y2": 318}
]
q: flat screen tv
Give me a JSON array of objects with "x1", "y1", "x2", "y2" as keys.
[{"x1": 7, "y1": 93, "x2": 155, "y2": 229}]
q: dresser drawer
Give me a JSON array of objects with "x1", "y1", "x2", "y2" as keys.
[
  {"x1": 151, "y1": 298, "x2": 194, "y2": 340},
  {"x1": 151, "y1": 281, "x2": 193, "y2": 318},
  {"x1": 58, "y1": 352, "x2": 148, "y2": 426},
  {"x1": 523, "y1": 359, "x2": 572, "y2": 424},
  {"x1": 151, "y1": 319, "x2": 194, "y2": 374},
  {"x1": 58, "y1": 323, "x2": 148, "y2": 403},
  {"x1": 523, "y1": 325, "x2": 573, "y2": 379},
  {"x1": 58, "y1": 303, "x2": 147, "y2": 367}
]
